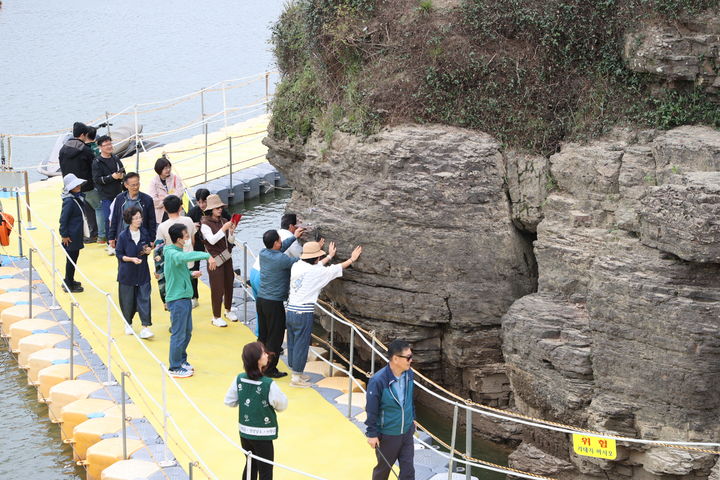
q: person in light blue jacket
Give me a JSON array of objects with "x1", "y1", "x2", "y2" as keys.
[{"x1": 365, "y1": 339, "x2": 415, "y2": 480}]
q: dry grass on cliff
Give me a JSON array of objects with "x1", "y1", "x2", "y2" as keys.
[{"x1": 271, "y1": 0, "x2": 720, "y2": 155}]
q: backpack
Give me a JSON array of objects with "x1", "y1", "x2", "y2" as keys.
[{"x1": 0, "y1": 211, "x2": 15, "y2": 247}]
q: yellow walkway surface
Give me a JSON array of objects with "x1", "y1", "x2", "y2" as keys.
[{"x1": 9, "y1": 115, "x2": 375, "y2": 479}]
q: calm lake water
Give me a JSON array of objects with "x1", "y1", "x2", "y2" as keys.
[
  {"x1": 0, "y1": 0, "x2": 285, "y2": 179},
  {"x1": 0, "y1": 1, "x2": 285, "y2": 476}
]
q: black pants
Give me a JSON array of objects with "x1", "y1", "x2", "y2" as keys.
[
  {"x1": 256, "y1": 297, "x2": 285, "y2": 374},
  {"x1": 241, "y1": 437, "x2": 274, "y2": 480},
  {"x1": 64, "y1": 249, "x2": 80, "y2": 285},
  {"x1": 190, "y1": 261, "x2": 200, "y2": 300},
  {"x1": 208, "y1": 260, "x2": 233, "y2": 318},
  {"x1": 372, "y1": 427, "x2": 415, "y2": 480}
]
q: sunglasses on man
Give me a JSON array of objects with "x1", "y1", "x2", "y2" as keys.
[{"x1": 395, "y1": 354, "x2": 413, "y2": 361}]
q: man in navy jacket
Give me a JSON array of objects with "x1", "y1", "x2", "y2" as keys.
[
  {"x1": 107, "y1": 172, "x2": 157, "y2": 250},
  {"x1": 365, "y1": 339, "x2": 416, "y2": 480}
]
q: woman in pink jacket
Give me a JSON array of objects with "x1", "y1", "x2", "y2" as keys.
[{"x1": 148, "y1": 156, "x2": 186, "y2": 224}]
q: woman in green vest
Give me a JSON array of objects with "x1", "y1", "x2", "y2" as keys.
[{"x1": 224, "y1": 342, "x2": 288, "y2": 479}]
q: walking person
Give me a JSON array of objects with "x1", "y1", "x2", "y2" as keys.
[
  {"x1": 155, "y1": 195, "x2": 196, "y2": 309},
  {"x1": 108, "y1": 172, "x2": 157, "y2": 253},
  {"x1": 286, "y1": 241, "x2": 362, "y2": 387},
  {"x1": 59, "y1": 174, "x2": 90, "y2": 293},
  {"x1": 115, "y1": 207, "x2": 154, "y2": 339},
  {"x1": 365, "y1": 339, "x2": 416, "y2": 480},
  {"x1": 59, "y1": 122, "x2": 98, "y2": 242},
  {"x1": 164, "y1": 224, "x2": 216, "y2": 378},
  {"x1": 148, "y1": 156, "x2": 186, "y2": 224},
  {"x1": 224, "y1": 341, "x2": 288, "y2": 480},
  {"x1": 201, "y1": 194, "x2": 239, "y2": 327},
  {"x1": 256, "y1": 227, "x2": 305, "y2": 378},
  {"x1": 91, "y1": 135, "x2": 125, "y2": 246}
]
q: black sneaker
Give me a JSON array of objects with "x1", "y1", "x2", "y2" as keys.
[
  {"x1": 265, "y1": 370, "x2": 288, "y2": 379},
  {"x1": 62, "y1": 283, "x2": 84, "y2": 293}
]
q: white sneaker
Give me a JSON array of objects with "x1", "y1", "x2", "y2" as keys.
[
  {"x1": 139, "y1": 327, "x2": 154, "y2": 339},
  {"x1": 211, "y1": 317, "x2": 228, "y2": 327},
  {"x1": 300, "y1": 373, "x2": 311, "y2": 381},
  {"x1": 224, "y1": 310, "x2": 238, "y2": 322},
  {"x1": 191, "y1": 298, "x2": 199, "y2": 309},
  {"x1": 124, "y1": 325, "x2": 134, "y2": 335},
  {"x1": 106, "y1": 246, "x2": 116, "y2": 256},
  {"x1": 182, "y1": 362, "x2": 194, "y2": 372},
  {"x1": 290, "y1": 375, "x2": 312, "y2": 388},
  {"x1": 169, "y1": 368, "x2": 193, "y2": 378}
]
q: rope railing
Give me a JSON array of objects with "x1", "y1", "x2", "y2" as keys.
[{"x1": 1, "y1": 72, "x2": 277, "y2": 138}]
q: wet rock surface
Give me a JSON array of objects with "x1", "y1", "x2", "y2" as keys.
[{"x1": 266, "y1": 122, "x2": 720, "y2": 479}]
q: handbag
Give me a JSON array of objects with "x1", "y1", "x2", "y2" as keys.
[{"x1": 213, "y1": 248, "x2": 232, "y2": 267}]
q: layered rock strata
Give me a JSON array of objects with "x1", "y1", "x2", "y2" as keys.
[{"x1": 266, "y1": 122, "x2": 720, "y2": 479}]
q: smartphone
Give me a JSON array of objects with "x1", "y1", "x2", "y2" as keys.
[{"x1": 231, "y1": 213, "x2": 242, "y2": 224}]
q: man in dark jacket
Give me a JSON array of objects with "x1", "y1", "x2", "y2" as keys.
[
  {"x1": 365, "y1": 339, "x2": 416, "y2": 480},
  {"x1": 108, "y1": 172, "x2": 157, "y2": 250},
  {"x1": 92, "y1": 135, "x2": 125, "y2": 245},
  {"x1": 59, "y1": 122, "x2": 97, "y2": 240}
]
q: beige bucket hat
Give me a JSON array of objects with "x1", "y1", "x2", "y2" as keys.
[
  {"x1": 205, "y1": 194, "x2": 226, "y2": 211},
  {"x1": 300, "y1": 241, "x2": 326, "y2": 260}
]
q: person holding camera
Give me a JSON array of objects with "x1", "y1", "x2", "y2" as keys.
[
  {"x1": 92, "y1": 135, "x2": 125, "y2": 247},
  {"x1": 115, "y1": 206, "x2": 154, "y2": 339},
  {"x1": 201, "y1": 194, "x2": 239, "y2": 328}
]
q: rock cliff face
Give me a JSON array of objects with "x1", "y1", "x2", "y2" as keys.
[{"x1": 265, "y1": 123, "x2": 720, "y2": 479}]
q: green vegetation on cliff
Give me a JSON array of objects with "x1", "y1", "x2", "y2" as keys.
[{"x1": 271, "y1": 0, "x2": 720, "y2": 154}]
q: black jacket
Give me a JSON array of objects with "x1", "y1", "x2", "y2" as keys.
[
  {"x1": 59, "y1": 138, "x2": 95, "y2": 191},
  {"x1": 108, "y1": 191, "x2": 157, "y2": 241},
  {"x1": 92, "y1": 155, "x2": 125, "y2": 200},
  {"x1": 59, "y1": 193, "x2": 86, "y2": 251}
]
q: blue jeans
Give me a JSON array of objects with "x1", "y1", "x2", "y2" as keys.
[
  {"x1": 168, "y1": 298, "x2": 192, "y2": 370},
  {"x1": 96, "y1": 199, "x2": 112, "y2": 240},
  {"x1": 286, "y1": 310, "x2": 313, "y2": 374}
]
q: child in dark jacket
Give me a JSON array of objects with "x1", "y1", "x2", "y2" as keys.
[
  {"x1": 59, "y1": 174, "x2": 89, "y2": 293},
  {"x1": 115, "y1": 206, "x2": 154, "y2": 339}
]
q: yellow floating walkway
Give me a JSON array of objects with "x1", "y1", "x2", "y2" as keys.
[{"x1": 9, "y1": 115, "x2": 375, "y2": 479}]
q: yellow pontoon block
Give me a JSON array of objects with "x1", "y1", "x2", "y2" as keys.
[
  {"x1": 9, "y1": 318, "x2": 59, "y2": 351},
  {"x1": 316, "y1": 376, "x2": 366, "y2": 393},
  {"x1": 27, "y1": 347, "x2": 78, "y2": 385},
  {"x1": 73, "y1": 416, "x2": 126, "y2": 461},
  {"x1": 304, "y1": 360, "x2": 348, "y2": 377},
  {"x1": 17, "y1": 332, "x2": 67, "y2": 367},
  {"x1": 0, "y1": 278, "x2": 30, "y2": 294},
  {"x1": 0, "y1": 291, "x2": 40, "y2": 312},
  {"x1": 47, "y1": 380, "x2": 103, "y2": 427},
  {"x1": 61, "y1": 398, "x2": 117, "y2": 441},
  {"x1": 41, "y1": 364, "x2": 91, "y2": 414},
  {"x1": 0, "y1": 266, "x2": 22, "y2": 277},
  {"x1": 85, "y1": 438, "x2": 144, "y2": 480},
  {"x1": 0, "y1": 304, "x2": 48, "y2": 336},
  {"x1": 100, "y1": 459, "x2": 161, "y2": 480}
]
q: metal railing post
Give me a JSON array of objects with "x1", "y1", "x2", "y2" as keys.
[
  {"x1": 246, "y1": 453, "x2": 252, "y2": 480},
  {"x1": 448, "y1": 404, "x2": 459, "y2": 479},
  {"x1": 243, "y1": 242, "x2": 248, "y2": 324},
  {"x1": 121, "y1": 371, "x2": 128, "y2": 460},
  {"x1": 189, "y1": 461, "x2": 194, "y2": 480},
  {"x1": 105, "y1": 112, "x2": 112, "y2": 136},
  {"x1": 27, "y1": 248, "x2": 33, "y2": 318},
  {"x1": 200, "y1": 88, "x2": 206, "y2": 135},
  {"x1": 23, "y1": 170, "x2": 34, "y2": 230},
  {"x1": 158, "y1": 363, "x2": 176, "y2": 467},
  {"x1": 229, "y1": 136, "x2": 233, "y2": 196},
  {"x1": 203, "y1": 123, "x2": 208, "y2": 183},
  {"x1": 222, "y1": 82, "x2": 228, "y2": 129},
  {"x1": 265, "y1": 72, "x2": 270, "y2": 112},
  {"x1": 328, "y1": 316, "x2": 335, "y2": 376},
  {"x1": 70, "y1": 302, "x2": 77, "y2": 379},
  {"x1": 15, "y1": 190, "x2": 23, "y2": 257},
  {"x1": 49, "y1": 229, "x2": 61, "y2": 310},
  {"x1": 133, "y1": 105, "x2": 140, "y2": 173},
  {"x1": 347, "y1": 328, "x2": 355, "y2": 418},
  {"x1": 104, "y1": 294, "x2": 116, "y2": 385},
  {"x1": 465, "y1": 407, "x2": 473, "y2": 480},
  {"x1": 370, "y1": 331, "x2": 376, "y2": 376}
]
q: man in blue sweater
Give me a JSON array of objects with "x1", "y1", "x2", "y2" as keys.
[
  {"x1": 365, "y1": 339, "x2": 416, "y2": 480},
  {"x1": 107, "y1": 172, "x2": 157, "y2": 254},
  {"x1": 256, "y1": 227, "x2": 304, "y2": 378}
]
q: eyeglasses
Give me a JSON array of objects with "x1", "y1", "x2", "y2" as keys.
[{"x1": 395, "y1": 354, "x2": 413, "y2": 361}]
